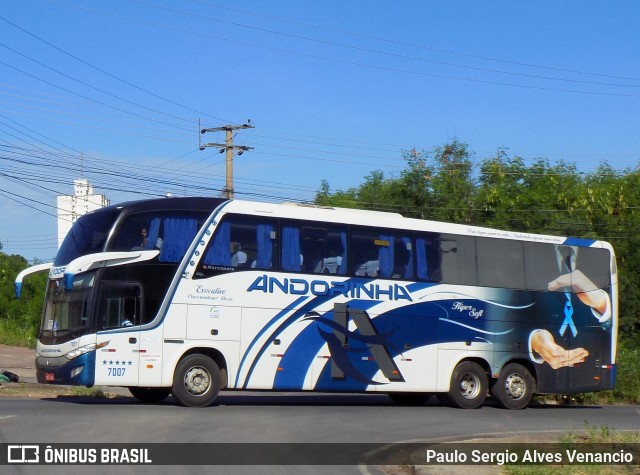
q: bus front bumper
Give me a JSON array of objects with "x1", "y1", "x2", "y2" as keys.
[{"x1": 35, "y1": 351, "x2": 96, "y2": 387}]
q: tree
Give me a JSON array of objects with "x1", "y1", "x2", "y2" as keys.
[
  {"x1": 428, "y1": 140, "x2": 475, "y2": 223},
  {"x1": 315, "y1": 139, "x2": 640, "y2": 342},
  {"x1": 0, "y1": 252, "x2": 47, "y2": 346},
  {"x1": 315, "y1": 139, "x2": 475, "y2": 222}
]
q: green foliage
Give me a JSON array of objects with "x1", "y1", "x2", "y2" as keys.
[
  {"x1": 0, "y1": 253, "x2": 47, "y2": 348},
  {"x1": 506, "y1": 425, "x2": 640, "y2": 475},
  {"x1": 316, "y1": 140, "x2": 640, "y2": 347}
]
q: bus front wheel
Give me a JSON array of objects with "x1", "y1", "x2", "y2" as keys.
[
  {"x1": 491, "y1": 363, "x2": 535, "y2": 410},
  {"x1": 172, "y1": 354, "x2": 221, "y2": 407},
  {"x1": 447, "y1": 361, "x2": 488, "y2": 409}
]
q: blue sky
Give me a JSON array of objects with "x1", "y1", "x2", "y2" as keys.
[{"x1": 1, "y1": 1, "x2": 640, "y2": 261}]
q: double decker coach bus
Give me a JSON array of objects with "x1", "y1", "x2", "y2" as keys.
[{"x1": 16, "y1": 197, "x2": 617, "y2": 409}]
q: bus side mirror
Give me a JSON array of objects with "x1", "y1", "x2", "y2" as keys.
[{"x1": 14, "y1": 263, "x2": 53, "y2": 299}]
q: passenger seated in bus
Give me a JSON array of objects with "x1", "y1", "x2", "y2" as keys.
[
  {"x1": 132, "y1": 227, "x2": 163, "y2": 251},
  {"x1": 231, "y1": 243, "x2": 248, "y2": 267},
  {"x1": 392, "y1": 246, "x2": 412, "y2": 279},
  {"x1": 140, "y1": 227, "x2": 149, "y2": 249},
  {"x1": 121, "y1": 317, "x2": 134, "y2": 327},
  {"x1": 355, "y1": 260, "x2": 379, "y2": 277},
  {"x1": 314, "y1": 249, "x2": 342, "y2": 274}
]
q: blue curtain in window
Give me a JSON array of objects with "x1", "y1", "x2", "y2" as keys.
[
  {"x1": 282, "y1": 225, "x2": 301, "y2": 272},
  {"x1": 378, "y1": 234, "x2": 394, "y2": 278},
  {"x1": 338, "y1": 231, "x2": 348, "y2": 275},
  {"x1": 402, "y1": 237, "x2": 414, "y2": 279},
  {"x1": 159, "y1": 217, "x2": 198, "y2": 263},
  {"x1": 145, "y1": 218, "x2": 161, "y2": 250},
  {"x1": 203, "y1": 221, "x2": 231, "y2": 266},
  {"x1": 416, "y1": 237, "x2": 428, "y2": 280},
  {"x1": 255, "y1": 223, "x2": 273, "y2": 269}
]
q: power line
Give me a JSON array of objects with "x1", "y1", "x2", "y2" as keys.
[
  {"x1": 43, "y1": 0, "x2": 640, "y2": 99},
  {"x1": 0, "y1": 14, "x2": 231, "y2": 124},
  {"x1": 0, "y1": 58, "x2": 196, "y2": 132},
  {"x1": 186, "y1": 0, "x2": 640, "y2": 83},
  {"x1": 131, "y1": 0, "x2": 640, "y2": 90}
]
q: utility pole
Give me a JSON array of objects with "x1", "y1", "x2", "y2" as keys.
[{"x1": 200, "y1": 122, "x2": 254, "y2": 199}]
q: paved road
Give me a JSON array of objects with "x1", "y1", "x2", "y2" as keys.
[
  {"x1": 1, "y1": 394, "x2": 639, "y2": 475},
  {"x1": 2, "y1": 344, "x2": 639, "y2": 474}
]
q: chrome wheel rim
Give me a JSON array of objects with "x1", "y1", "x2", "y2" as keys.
[
  {"x1": 459, "y1": 373, "x2": 481, "y2": 399},
  {"x1": 183, "y1": 366, "x2": 211, "y2": 396},
  {"x1": 505, "y1": 373, "x2": 526, "y2": 400}
]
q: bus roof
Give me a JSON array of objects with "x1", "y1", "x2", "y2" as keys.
[{"x1": 222, "y1": 199, "x2": 610, "y2": 249}]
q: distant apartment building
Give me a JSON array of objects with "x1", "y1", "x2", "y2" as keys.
[{"x1": 57, "y1": 179, "x2": 109, "y2": 248}]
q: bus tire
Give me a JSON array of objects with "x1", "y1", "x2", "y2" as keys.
[
  {"x1": 447, "y1": 361, "x2": 487, "y2": 409},
  {"x1": 388, "y1": 393, "x2": 432, "y2": 405},
  {"x1": 172, "y1": 354, "x2": 221, "y2": 407},
  {"x1": 129, "y1": 387, "x2": 171, "y2": 403},
  {"x1": 491, "y1": 363, "x2": 535, "y2": 410}
]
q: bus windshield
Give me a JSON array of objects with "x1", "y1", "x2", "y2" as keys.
[
  {"x1": 55, "y1": 207, "x2": 120, "y2": 266},
  {"x1": 39, "y1": 272, "x2": 95, "y2": 344}
]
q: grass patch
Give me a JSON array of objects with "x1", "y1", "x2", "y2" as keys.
[
  {"x1": 504, "y1": 424, "x2": 640, "y2": 475},
  {"x1": 67, "y1": 386, "x2": 110, "y2": 398},
  {"x1": 0, "y1": 382, "x2": 115, "y2": 399},
  {"x1": 0, "y1": 318, "x2": 37, "y2": 348}
]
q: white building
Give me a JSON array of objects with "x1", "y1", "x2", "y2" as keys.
[{"x1": 57, "y1": 179, "x2": 110, "y2": 248}]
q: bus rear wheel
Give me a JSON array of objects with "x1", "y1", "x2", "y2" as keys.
[
  {"x1": 491, "y1": 363, "x2": 535, "y2": 410},
  {"x1": 172, "y1": 354, "x2": 221, "y2": 407},
  {"x1": 129, "y1": 387, "x2": 171, "y2": 403},
  {"x1": 448, "y1": 361, "x2": 488, "y2": 409}
]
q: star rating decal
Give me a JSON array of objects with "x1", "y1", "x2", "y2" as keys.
[{"x1": 102, "y1": 360, "x2": 133, "y2": 366}]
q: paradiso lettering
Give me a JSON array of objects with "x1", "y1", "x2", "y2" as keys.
[{"x1": 247, "y1": 275, "x2": 413, "y2": 301}]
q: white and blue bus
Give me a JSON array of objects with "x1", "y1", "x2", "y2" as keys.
[{"x1": 16, "y1": 197, "x2": 618, "y2": 409}]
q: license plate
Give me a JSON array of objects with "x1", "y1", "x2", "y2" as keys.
[{"x1": 45, "y1": 373, "x2": 55, "y2": 382}]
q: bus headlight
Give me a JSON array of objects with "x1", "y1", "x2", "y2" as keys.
[{"x1": 65, "y1": 344, "x2": 97, "y2": 360}]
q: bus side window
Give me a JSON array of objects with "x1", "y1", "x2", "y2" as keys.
[
  {"x1": 281, "y1": 222, "x2": 302, "y2": 272},
  {"x1": 443, "y1": 235, "x2": 477, "y2": 286},
  {"x1": 96, "y1": 282, "x2": 142, "y2": 330},
  {"x1": 197, "y1": 215, "x2": 278, "y2": 277},
  {"x1": 396, "y1": 237, "x2": 414, "y2": 280},
  {"x1": 524, "y1": 242, "x2": 611, "y2": 292},
  {"x1": 416, "y1": 235, "x2": 441, "y2": 282},
  {"x1": 250, "y1": 222, "x2": 277, "y2": 270},
  {"x1": 302, "y1": 225, "x2": 348, "y2": 275},
  {"x1": 477, "y1": 237, "x2": 524, "y2": 289},
  {"x1": 351, "y1": 228, "x2": 380, "y2": 277},
  {"x1": 574, "y1": 246, "x2": 611, "y2": 290}
]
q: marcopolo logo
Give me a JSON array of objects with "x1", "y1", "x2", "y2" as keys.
[
  {"x1": 247, "y1": 275, "x2": 413, "y2": 302},
  {"x1": 49, "y1": 266, "x2": 66, "y2": 278}
]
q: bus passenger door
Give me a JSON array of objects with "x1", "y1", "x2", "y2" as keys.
[{"x1": 94, "y1": 282, "x2": 142, "y2": 387}]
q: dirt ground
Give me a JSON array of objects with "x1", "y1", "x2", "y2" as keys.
[{"x1": 0, "y1": 343, "x2": 128, "y2": 399}]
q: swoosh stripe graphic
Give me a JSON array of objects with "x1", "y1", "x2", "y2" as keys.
[{"x1": 439, "y1": 317, "x2": 513, "y2": 335}]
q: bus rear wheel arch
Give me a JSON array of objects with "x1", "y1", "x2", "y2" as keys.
[
  {"x1": 447, "y1": 361, "x2": 488, "y2": 409},
  {"x1": 491, "y1": 362, "x2": 536, "y2": 410},
  {"x1": 172, "y1": 354, "x2": 221, "y2": 407}
]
